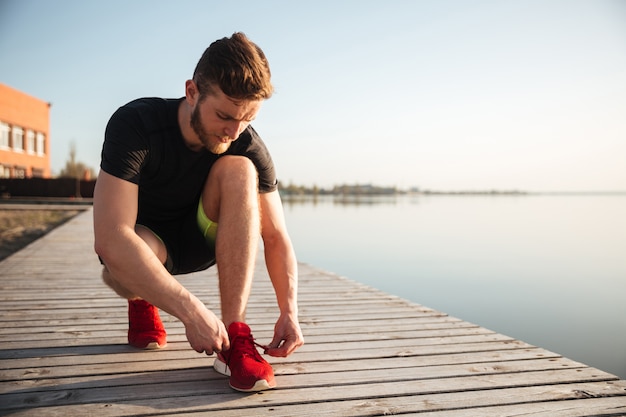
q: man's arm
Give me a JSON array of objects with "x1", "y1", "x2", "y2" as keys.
[
  {"x1": 259, "y1": 189, "x2": 304, "y2": 357},
  {"x1": 93, "y1": 170, "x2": 229, "y2": 354}
]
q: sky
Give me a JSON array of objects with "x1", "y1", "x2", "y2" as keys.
[{"x1": 1, "y1": 0, "x2": 625, "y2": 192}]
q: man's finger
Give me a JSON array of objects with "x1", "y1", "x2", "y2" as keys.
[{"x1": 266, "y1": 339, "x2": 297, "y2": 357}]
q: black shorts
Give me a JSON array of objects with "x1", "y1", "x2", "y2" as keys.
[
  {"x1": 99, "y1": 203, "x2": 216, "y2": 276},
  {"x1": 140, "y1": 203, "x2": 216, "y2": 275}
]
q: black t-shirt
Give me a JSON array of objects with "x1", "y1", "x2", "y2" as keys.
[{"x1": 101, "y1": 97, "x2": 277, "y2": 225}]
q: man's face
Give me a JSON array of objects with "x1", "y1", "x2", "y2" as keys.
[{"x1": 189, "y1": 85, "x2": 262, "y2": 154}]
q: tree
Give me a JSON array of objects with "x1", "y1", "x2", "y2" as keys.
[{"x1": 59, "y1": 142, "x2": 95, "y2": 180}]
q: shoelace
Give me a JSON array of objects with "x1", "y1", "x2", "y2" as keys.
[
  {"x1": 227, "y1": 334, "x2": 269, "y2": 365},
  {"x1": 255, "y1": 340, "x2": 270, "y2": 353}
]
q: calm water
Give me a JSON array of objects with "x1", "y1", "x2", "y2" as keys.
[{"x1": 281, "y1": 193, "x2": 626, "y2": 379}]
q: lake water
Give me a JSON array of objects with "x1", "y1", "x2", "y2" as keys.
[{"x1": 281, "y1": 193, "x2": 626, "y2": 379}]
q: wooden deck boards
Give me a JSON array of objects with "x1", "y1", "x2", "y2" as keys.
[{"x1": 1, "y1": 209, "x2": 625, "y2": 416}]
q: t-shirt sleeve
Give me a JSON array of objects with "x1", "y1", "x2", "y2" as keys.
[
  {"x1": 100, "y1": 105, "x2": 148, "y2": 184},
  {"x1": 240, "y1": 126, "x2": 278, "y2": 193}
]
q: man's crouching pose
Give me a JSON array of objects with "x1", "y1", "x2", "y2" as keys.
[{"x1": 93, "y1": 32, "x2": 304, "y2": 392}]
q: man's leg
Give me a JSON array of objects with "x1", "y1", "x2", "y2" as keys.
[
  {"x1": 101, "y1": 225, "x2": 168, "y2": 349},
  {"x1": 201, "y1": 155, "x2": 260, "y2": 326},
  {"x1": 203, "y1": 156, "x2": 276, "y2": 392},
  {"x1": 101, "y1": 225, "x2": 168, "y2": 300}
]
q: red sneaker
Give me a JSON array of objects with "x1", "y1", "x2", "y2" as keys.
[
  {"x1": 127, "y1": 299, "x2": 167, "y2": 349},
  {"x1": 214, "y1": 322, "x2": 276, "y2": 392}
]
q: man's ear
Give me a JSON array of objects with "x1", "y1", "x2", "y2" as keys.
[{"x1": 185, "y1": 79, "x2": 199, "y2": 104}]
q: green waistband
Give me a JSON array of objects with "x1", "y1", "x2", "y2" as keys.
[{"x1": 197, "y1": 198, "x2": 218, "y2": 244}]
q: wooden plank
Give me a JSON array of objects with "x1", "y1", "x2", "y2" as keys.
[
  {"x1": 0, "y1": 338, "x2": 532, "y2": 374},
  {"x1": 2, "y1": 356, "x2": 590, "y2": 396},
  {"x1": 0, "y1": 350, "x2": 564, "y2": 388},
  {"x1": 3, "y1": 387, "x2": 625, "y2": 417},
  {"x1": 2, "y1": 373, "x2": 624, "y2": 416}
]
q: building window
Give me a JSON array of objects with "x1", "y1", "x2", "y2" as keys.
[
  {"x1": 0, "y1": 164, "x2": 10, "y2": 178},
  {"x1": 0, "y1": 123, "x2": 9, "y2": 149},
  {"x1": 26, "y1": 130, "x2": 35, "y2": 154},
  {"x1": 13, "y1": 166, "x2": 26, "y2": 178},
  {"x1": 12, "y1": 127, "x2": 24, "y2": 152},
  {"x1": 31, "y1": 167, "x2": 44, "y2": 178},
  {"x1": 36, "y1": 132, "x2": 46, "y2": 156}
]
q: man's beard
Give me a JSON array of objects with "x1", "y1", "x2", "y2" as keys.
[{"x1": 190, "y1": 104, "x2": 230, "y2": 155}]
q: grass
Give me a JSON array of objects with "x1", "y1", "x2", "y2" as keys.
[{"x1": 0, "y1": 209, "x2": 80, "y2": 261}]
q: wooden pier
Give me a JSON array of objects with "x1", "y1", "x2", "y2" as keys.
[{"x1": 1, "y1": 209, "x2": 625, "y2": 416}]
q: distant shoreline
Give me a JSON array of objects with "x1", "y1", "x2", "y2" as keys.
[{"x1": 278, "y1": 183, "x2": 626, "y2": 197}]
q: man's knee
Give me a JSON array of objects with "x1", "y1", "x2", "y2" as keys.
[
  {"x1": 101, "y1": 266, "x2": 119, "y2": 294},
  {"x1": 210, "y1": 156, "x2": 258, "y2": 187},
  {"x1": 203, "y1": 156, "x2": 259, "y2": 220},
  {"x1": 101, "y1": 265, "x2": 113, "y2": 287},
  {"x1": 102, "y1": 266, "x2": 137, "y2": 300}
]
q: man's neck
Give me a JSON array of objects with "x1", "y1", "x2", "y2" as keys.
[{"x1": 177, "y1": 100, "x2": 203, "y2": 151}]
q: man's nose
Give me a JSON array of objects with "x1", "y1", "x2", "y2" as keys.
[{"x1": 224, "y1": 121, "x2": 245, "y2": 139}]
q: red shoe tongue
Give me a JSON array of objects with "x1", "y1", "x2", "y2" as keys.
[{"x1": 228, "y1": 322, "x2": 251, "y2": 337}]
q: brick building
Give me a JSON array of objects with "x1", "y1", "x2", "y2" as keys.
[{"x1": 0, "y1": 83, "x2": 51, "y2": 178}]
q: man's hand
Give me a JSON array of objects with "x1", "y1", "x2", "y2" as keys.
[
  {"x1": 184, "y1": 307, "x2": 230, "y2": 356},
  {"x1": 265, "y1": 312, "x2": 304, "y2": 357}
]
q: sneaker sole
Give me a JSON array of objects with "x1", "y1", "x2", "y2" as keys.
[
  {"x1": 129, "y1": 341, "x2": 167, "y2": 350},
  {"x1": 233, "y1": 379, "x2": 274, "y2": 393},
  {"x1": 143, "y1": 341, "x2": 166, "y2": 350},
  {"x1": 213, "y1": 356, "x2": 230, "y2": 377},
  {"x1": 213, "y1": 357, "x2": 275, "y2": 392}
]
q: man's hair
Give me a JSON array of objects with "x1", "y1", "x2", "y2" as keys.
[{"x1": 193, "y1": 32, "x2": 273, "y2": 101}]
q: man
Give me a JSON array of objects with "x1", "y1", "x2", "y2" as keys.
[{"x1": 93, "y1": 32, "x2": 304, "y2": 392}]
